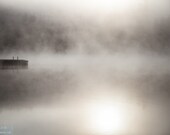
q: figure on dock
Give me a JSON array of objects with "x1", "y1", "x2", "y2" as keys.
[{"x1": 0, "y1": 57, "x2": 28, "y2": 69}]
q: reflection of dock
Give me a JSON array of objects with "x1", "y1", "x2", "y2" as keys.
[{"x1": 0, "y1": 57, "x2": 28, "y2": 69}]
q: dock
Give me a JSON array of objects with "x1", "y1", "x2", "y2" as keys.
[{"x1": 0, "y1": 58, "x2": 28, "y2": 69}]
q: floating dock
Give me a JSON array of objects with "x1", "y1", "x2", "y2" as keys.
[{"x1": 0, "y1": 58, "x2": 28, "y2": 69}]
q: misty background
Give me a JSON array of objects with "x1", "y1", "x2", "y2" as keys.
[{"x1": 0, "y1": 0, "x2": 170, "y2": 134}]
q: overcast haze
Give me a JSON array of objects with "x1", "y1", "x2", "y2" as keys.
[{"x1": 0, "y1": 0, "x2": 170, "y2": 135}]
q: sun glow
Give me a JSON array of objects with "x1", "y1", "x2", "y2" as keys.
[
  {"x1": 82, "y1": 0, "x2": 141, "y2": 13},
  {"x1": 87, "y1": 100, "x2": 127, "y2": 134}
]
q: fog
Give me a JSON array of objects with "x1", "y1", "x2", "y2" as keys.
[{"x1": 0, "y1": 0, "x2": 170, "y2": 135}]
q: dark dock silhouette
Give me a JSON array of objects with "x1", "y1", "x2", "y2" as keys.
[{"x1": 0, "y1": 57, "x2": 28, "y2": 69}]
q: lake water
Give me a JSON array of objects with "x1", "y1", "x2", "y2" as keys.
[{"x1": 0, "y1": 54, "x2": 170, "y2": 135}]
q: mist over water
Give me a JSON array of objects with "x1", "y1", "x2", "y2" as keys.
[{"x1": 0, "y1": 0, "x2": 170, "y2": 134}]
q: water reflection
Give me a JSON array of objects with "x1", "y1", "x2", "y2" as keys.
[{"x1": 0, "y1": 55, "x2": 170, "y2": 135}]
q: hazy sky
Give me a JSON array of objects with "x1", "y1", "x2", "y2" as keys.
[
  {"x1": 0, "y1": 0, "x2": 170, "y2": 16},
  {"x1": 0, "y1": 0, "x2": 170, "y2": 54}
]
